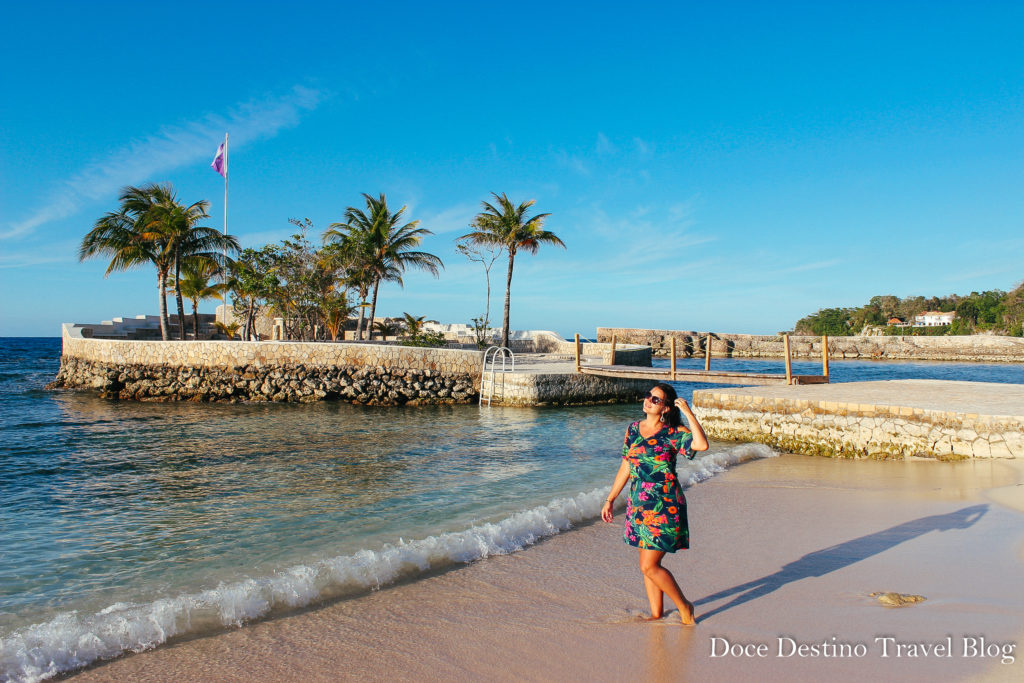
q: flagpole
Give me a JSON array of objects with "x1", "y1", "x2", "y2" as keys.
[
  {"x1": 223, "y1": 132, "x2": 229, "y2": 238},
  {"x1": 222, "y1": 132, "x2": 230, "y2": 332}
]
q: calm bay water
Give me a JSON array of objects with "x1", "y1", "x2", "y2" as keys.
[{"x1": 2, "y1": 337, "x2": 1023, "y2": 681}]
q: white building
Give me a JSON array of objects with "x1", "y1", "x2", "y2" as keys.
[{"x1": 913, "y1": 311, "x2": 956, "y2": 327}]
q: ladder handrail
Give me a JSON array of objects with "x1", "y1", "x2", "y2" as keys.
[{"x1": 480, "y1": 346, "x2": 515, "y2": 405}]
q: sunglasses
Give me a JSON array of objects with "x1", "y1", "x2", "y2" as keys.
[{"x1": 644, "y1": 391, "x2": 668, "y2": 406}]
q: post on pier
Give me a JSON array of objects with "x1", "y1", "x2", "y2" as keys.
[
  {"x1": 784, "y1": 334, "x2": 793, "y2": 385},
  {"x1": 670, "y1": 336, "x2": 677, "y2": 381},
  {"x1": 821, "y1": 334, "x2": 830, "y2": 380}
]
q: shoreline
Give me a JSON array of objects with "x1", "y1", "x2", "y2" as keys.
[{"x1": 68, "y1": 455, "x2": 1024, "y2": 682}]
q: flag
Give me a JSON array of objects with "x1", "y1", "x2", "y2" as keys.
[{"x1": 211, "y1": 142, "x2": 226, "y2": 177}]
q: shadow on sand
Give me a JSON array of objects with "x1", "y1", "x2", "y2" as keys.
[{"x1": 695, "y1": 504, "x2": 987, "y2": 621}]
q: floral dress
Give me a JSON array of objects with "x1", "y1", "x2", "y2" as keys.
[{"x1": 622, "y1": 421, "x2": 695, "y2": 552}]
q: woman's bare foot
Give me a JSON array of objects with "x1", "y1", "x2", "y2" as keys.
[
  {"x1": 679, "y1": 599, "x2": 696, "y2": 625},
  {"x1": 641, "y1": 613, "x2": 664, "y2": 622}
]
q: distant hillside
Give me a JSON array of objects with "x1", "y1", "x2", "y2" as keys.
[{"x1": 794, "y1": 285, "x2": 1024, "y2": 337}]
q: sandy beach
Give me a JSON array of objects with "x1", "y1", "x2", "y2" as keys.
[{"x1": 70, "y1": 454, "x2": 1024, "y2": 682}]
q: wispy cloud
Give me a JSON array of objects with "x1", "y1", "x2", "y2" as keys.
[
  {"x1": 777, "y1": 258, "x2": 842, "y2": 274},
  {"x1": 945, "y1": 264, "x2": 1021, "y2": 283},
  {"x1": 0, "y1": 241, "x2": 80, "y2": 269},
  {"x1": 2, "y1": 85, "x2": 325, "y2": 240},
  {"x1": 552, "y1": 149, "x2": 591, "y2": 176},
  {"x1": 523, "y1": 201, "x2": 713, "y2": 287},
  {"x1": 419, "y1": 202, "x2": 480, "y2": 234},
  {"x1": 596, "y1": 132, "x2": 617, "y2": 155}
]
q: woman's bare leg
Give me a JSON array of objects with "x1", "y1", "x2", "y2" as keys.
[
  {"x1": 638, "y1": 549, "x2": 695, "y2": 625},
  {"x1": 643, "y1": 575, "x2": 664, "y2": 619}
]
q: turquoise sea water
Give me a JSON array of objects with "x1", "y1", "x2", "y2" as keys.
[{"x1": 2, "y1": 338, "x2": 1023, "y2": 681}]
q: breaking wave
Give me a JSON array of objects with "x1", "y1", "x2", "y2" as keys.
[{"x1": 0, "y1": 443, "x2": 775, "y2": 682}]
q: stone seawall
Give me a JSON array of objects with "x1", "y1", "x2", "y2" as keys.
[
  {"x1": 489, "y1": 372, "x2": 651, "y2": 407},
  {"x1": 544, "y1": 339, "x2": 652, "y2": 367},
  {"x1": 692, "y1": 380, "x2": 1024, "y2": 460},
  {"x1": 598, "y1": 327, "x2": 1024, "y2": 363},
  {"x1": 50, "y1": 326, "x2": 481, "y2": 405}
]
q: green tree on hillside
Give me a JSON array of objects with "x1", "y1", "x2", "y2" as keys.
[
  {"x1": 796, "y1": 287, "x2": 1024, "y2": 336},
  {"x1": 955, "y1": 299, "x2": 979, "y2": 325},
  {"x1": 869, "y1": 295, "x2": 901, "y2": 319},
  {"x1": 794, "y1": 308, "x2": 852, "y2": 336}
]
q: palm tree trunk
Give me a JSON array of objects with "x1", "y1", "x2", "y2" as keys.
[
  {"x1": 367, "y1": 280, "x2": 381, "y2": 341},
  {"x1": 355, "y1": 288, "x2": 367, "y2": 340},
  {"x1": 157, "y1": 271, "x2": 170, "y2": 341},
  {"x1": 502, "y1": 251, "x2": 515, "y2": 349},
  {"x1": 174, "y1": 259, "x2": 186, "y2": 340},
  {"x1": 484, "y1": 266, "x2": 492, "y2": 330},
  {"x1": 246, "y1": 301, "x2": 256, "y2": 340},
  {"x1": 192, "y1": 300, "x2": 200, "y2": 340}
]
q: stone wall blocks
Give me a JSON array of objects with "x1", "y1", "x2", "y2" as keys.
[
  {"x1": 957, "y1": 428, "x2": 978, "y2": 441},
  {"x1": 989, "y1": 442, "x2": 1015, "y2": 458}
]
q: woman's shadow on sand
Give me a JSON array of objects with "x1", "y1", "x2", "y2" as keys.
[{"x1": 695, "y1": 504, "x2": 987, "y2": 621}]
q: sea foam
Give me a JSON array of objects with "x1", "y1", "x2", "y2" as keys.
[{"x1": 0, "y1": 442, "x2": 775, "y2": 682}]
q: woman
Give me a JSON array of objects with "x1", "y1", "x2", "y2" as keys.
[{"x1": 601, "y1": 382, "x2": 709, "y2": 624}]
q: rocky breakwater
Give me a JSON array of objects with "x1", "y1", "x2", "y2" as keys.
[
  {"x1": 50, "y1": 357, "x2": 476, "y2": 405},
  {"x1": 49, "y1": 326, "x2": 481, "y2": 405},
  {"x1": 598, "y1": 327, "x2": 1024, "y2": 362}
]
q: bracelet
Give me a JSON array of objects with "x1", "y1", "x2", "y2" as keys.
[{"x1": 606, "y1": 498, "x2": 615, "y2": 502}]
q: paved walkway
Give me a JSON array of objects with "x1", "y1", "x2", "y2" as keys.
[
  {"x1": 497, "y1": 354, "x2": 597, "y2": 375},
  {"x1": 700, "y1": 379, "x2": 1024, "y2": 419}
]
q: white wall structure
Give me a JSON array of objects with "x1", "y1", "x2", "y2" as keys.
[{"x1": 913, "y1": 311, "x2": 956, "y2": 327}]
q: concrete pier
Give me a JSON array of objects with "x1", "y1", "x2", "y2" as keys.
[
  {"x1": 480, "y1": 355, "x2": 650, "y2": 406},
  {"x1": 693, "y1": 380, "x2": 1024, "y2": 459}
]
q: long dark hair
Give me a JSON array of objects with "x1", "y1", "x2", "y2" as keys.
[{"x1": 652, "y1": 382, "x2": 682, "y2": 428}]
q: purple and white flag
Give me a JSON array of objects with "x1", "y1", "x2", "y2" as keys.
[{"x1": 211, "y1": 142, "x2": 226, "y2": 177}]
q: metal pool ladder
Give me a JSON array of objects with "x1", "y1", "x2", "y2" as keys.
[{"x1": 480, "y1": 346, "x2": 514, "y2": 406}]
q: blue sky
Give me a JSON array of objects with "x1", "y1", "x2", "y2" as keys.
[{"x1": 2, "y1": 1, "x2": 1022, "y2": 337}]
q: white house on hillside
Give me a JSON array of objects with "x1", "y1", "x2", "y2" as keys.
[{"x1": 913, "y1": 311, "x2": 956, "y2": 327}]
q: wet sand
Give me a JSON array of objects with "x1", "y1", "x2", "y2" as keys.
[{"x1": 72, "y1": 455, "x2": 1024, "y2": 682}]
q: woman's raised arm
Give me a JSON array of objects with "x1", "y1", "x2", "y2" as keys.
[{"x1": 676, "y1": 398, "x2": 709, "y2": 452}]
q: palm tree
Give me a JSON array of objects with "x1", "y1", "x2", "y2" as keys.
[
  {"x1": 324, "y1": 193, "x2": 443, "y2": 340},
  {"x1": 401, "y1": 312, "x2": 427, "y2": 338},
  {"x1": 346, "y1": 270, "x2": 374, "y2": 341},
  {"x1": 80, "y1": 183, "x2": 239, "y2": 341},
  {"x1": 80, "y1": 185, "x2": 175, "y2": 340},
  {"x1": 373, "y1": 318, "x2": 401, "y2": 341},
  {"x1": 147, "y1": 185, "x2": 239, "y2": 340},
  {"x1": 459, "y1": 193, "x2": 565, "y2": 349},
  {"x1": 322, "y1": 290, "x2": 353, "y2": 341},
  {"x1": 325, "y1": 213, "x2": 375, "y2": 340},
  {"x1": 213, "y1": 320, "x2": 241, "y2": 339},
  {"x1": 175, "y1": 258, "x2": 228, "y2": 339}
]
